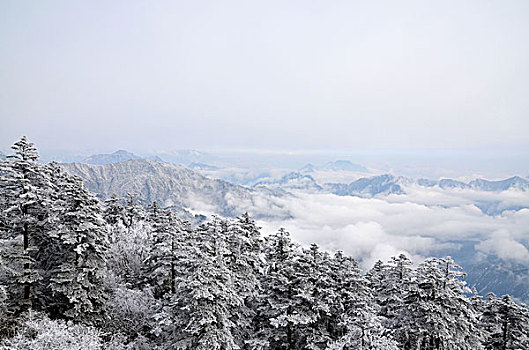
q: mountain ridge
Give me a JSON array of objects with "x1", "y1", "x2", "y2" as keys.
[
  {"x1": 82, "y1": 150, "x2": 164, "y2": 165},
  {"x1": 60, "y1": 159, "x2": 254, "y2": 217}
]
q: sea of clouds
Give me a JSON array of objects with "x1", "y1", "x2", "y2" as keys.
[{"x1": 227, "y1": 186, "x2": 529, "y2": 270}]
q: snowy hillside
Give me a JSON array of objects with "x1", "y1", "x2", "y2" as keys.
[{"x1": 60, "y1": 159, "x2": 279, "y2": 218}]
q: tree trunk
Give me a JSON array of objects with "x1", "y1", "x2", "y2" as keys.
[
  {"x1": 23, "y1": 222, "x2": 30, "y2": 300},
  {"x1": 171, "y1": 234, "x2": 176, "y2": 294},
  {"x1": 501, "y1": 320, "x2": 508, "y2": 350}
]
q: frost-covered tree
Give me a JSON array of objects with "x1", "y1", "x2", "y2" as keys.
[
  {"x1": 101, "y1": 194, "x2": 128, "y2": 248},
  {"x1": 225, "y1": 213, "x2": 263, "y2": 295},
  {"x1": 0, "y1": 136, "x2": 54, "y2": 312},
  {"x1": 370, "y1": 254, "x2": 414, "y2": 320},
  {"x1": 480, "y1": 293, "x2": 529, "y2": 350},
  {"x1": 102, "y1": 195, "x2": 126, "y2": 228},
  {"x1": 252, "y1": 228, "x2": 322, "y2": 349},
  {"x1": 102, "y1": 197, "x2": 151, "y2": 289},
  {"x1": 395, "y1": 257, "x2": 483, "y2": 350},
  {"x1": 144, "y1": 203, "x2": 188, "y2": 298},
  {"x1": 123, "y1": 194, "x2": 145, "y2": 230},
  {"x1": 102, "y1": 286, "x2": 157, "y2": 343},
  {"x1": 47, "y1": 169, "x2": 109, "y2": 323},
  {"x1": 221, "y1": 214, "x2": 264, "y2": 347},
  {"x1": 293, "y1": 244, "x2": 336, "y2": 349},
  {"x1": 165, "y1": 218, "x2": 243, "y2": 350},
  {"x1": 328, "y1": 251, "x2": 396, "y2": 349},
  {"x1": 367, "y1": 254, "x2": 415, "y2": 348}
]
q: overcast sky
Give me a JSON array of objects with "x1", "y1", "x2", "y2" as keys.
[{"x1": 1, "y1": 0, "x2": 528, "y2": 154}]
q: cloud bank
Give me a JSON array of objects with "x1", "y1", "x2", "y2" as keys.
[{"x1": 228, "y1": 188, "x2": 529, "y2": 269}]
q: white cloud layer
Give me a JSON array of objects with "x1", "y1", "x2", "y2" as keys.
[{"x1": 228, "y1": 188, "x2": 529, "y2": 269}]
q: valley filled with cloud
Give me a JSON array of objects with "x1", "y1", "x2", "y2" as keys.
[{"x1": 233, "y1": 186, "x2": 529, "y2": 270}]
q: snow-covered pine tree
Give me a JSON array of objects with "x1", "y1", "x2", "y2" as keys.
[
  {"x1": 225, "y1": 213, "x2": 263, "y2": 295},
  {"x1": 144, "y1": 203, "x2": 188, "y2": 298},
  {"x1": 223, "y1": 214, "x2": 264, "y2": 347},
  {"x1": 102, "y1": 195, "x2": 127, "y2": 229},
  {"x1": 367, "y1": 254, "x2": 414, "y2": 346},
  {"x1": 47, "y1": 169, "x2": 109, "y2": 323},
  {"x1": 396, "y1": 256, "x2": 483, "y2": 350},
  {"x1": 166, "y1": 217, "x2": 243, "y2": 350},
  {"x1": 124, "y1": 193, "x2": 145, "y2": 230},
  {"x1": 252, "y1": 228, "x2": 323, "y2": 349},
  {"x1": 294, "y1": 244, "x2": 335, "y2": 349},
  {"x1": 0, "y1": 136, "x2": 54, "y2": 312},
  {"x1": 327, "y1": 251, "x2": 397, "y2": 349},
  {"x1": 480, "y1": 293, "x2": 529, "y2": 350}
]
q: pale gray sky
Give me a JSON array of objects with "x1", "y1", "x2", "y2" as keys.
[{"x1": 1, "y1": 0, "x2": 528, "y2": 154}]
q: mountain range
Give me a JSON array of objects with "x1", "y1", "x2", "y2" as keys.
[
  {"x1": 60, "y1": 159, "x2": 274, "y2": 218},
  {"x1": 256, "y1": 172, "x2": 529, "y2": 196}
]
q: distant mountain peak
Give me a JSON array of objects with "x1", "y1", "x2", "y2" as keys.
[
  {"x1": 113, "y1": 149, "x2": 134, "y2": 155},
  {"x1": 253, "y1": 171, "x2": 322, "y2": 192},
  {"x1": 82, "y1": 150, "x2": 142, "y2": 165},
  {"x1": 300, "y1": 163, "x2": 316, "y2": 173},
  {"x1": 322, "y1": 160, "x2": 369, "y2": 172}
]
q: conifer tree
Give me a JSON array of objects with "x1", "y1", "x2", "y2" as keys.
[
  {"x1": 328, "y1": 251, "x2": 398, "y2": 349},
  {"x1": 396, "y1": 257, "x2": 483, "y2": 350},
  {"x1": 47, "y1": 170, "x2": 109, "y2": 323},
  {"x1": 102, "y1": 195, "x2": 127, "y2": 229},
  {"x1": 144, "y1": 203, "x2": 187, "y2": 298},
  {"x1": 167, "y1": 218, "x2": 243, "y2": 350},
  {"x1": 0, "y1": 136, "x2": 53, "y2": 312},
  {"x1": 254, "y1": 228, "x2": 321, "y2": 349},
  {"x1": 223, "y1": 214, "x2": 263, "y2": 347},
  {"x1": 367, "y1": 254, "x2": 415, "y2": 347},
  {"x1": 480, "y1": 293, "x2": 529, "y2": 350},
  {"x1": 124, "y1": 193, "x2": 145, "y2": 230},
  {"x1": 296, "y1": 244, "x2": 335, "y2": 349}
]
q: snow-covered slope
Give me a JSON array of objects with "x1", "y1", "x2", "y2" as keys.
[
  {"x1": 324, "y1": 174, "x2": 406, "y2": 196},
  {"x1": 468, "y1": 176, "x2": 529, "y2": 191},
  {"x1": 61, "y1": 159, "x2": 258, "y2": 216}
]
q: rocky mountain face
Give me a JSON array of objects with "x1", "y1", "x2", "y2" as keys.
[
  {"x1": 61, "y1": 159, "x2": 256, "y2": 217},
  {"x1": 324, "y1": 174, "x2": 406, "y2": 196}
]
